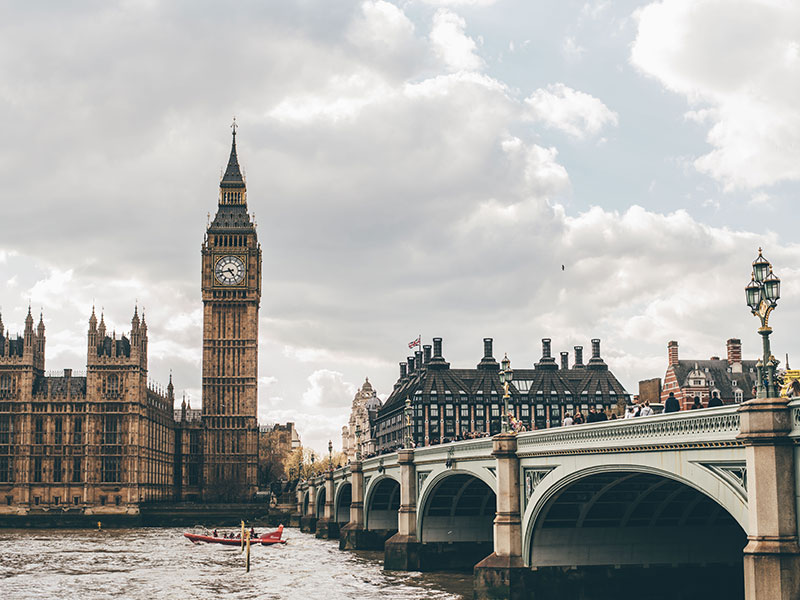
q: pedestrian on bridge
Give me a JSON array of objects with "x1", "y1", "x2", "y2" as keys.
[{"x1": 664, "y1": 392, "x2": 680, "y2": 413}]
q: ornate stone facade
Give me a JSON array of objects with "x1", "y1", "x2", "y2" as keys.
[
  {"x1": 342, "y1": 379, "x2": 382, "y2": 461},
  {"x1": 0, "y1": 307, "x2": 176, "y2": 515},
  {"x1": 200, "y1": 124, "x2": 262, "y2": 500}
]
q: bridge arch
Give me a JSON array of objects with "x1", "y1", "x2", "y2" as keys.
[
  {"x1": 302, "y1": 490, "x2": 310, "y2": 516},
  {"x1": 364, "y1": 475, "x2": 400, "y2": 531},
  {"x1": 334, "y1": 481, "x2": 352, "y2": 525},
  {"x1": 417, "y1": 469, "x2": 496, "y2": 543},
  {"x1": 522, "y1": 463, "x2": 747, "y2": 592},
  {"x1": 315, "y1": 485, "x2": 326, "y2": 519}
]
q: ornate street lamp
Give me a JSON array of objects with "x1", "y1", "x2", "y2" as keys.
[
  {"x1": 404, "y1": 397, "x2": 413, "y2": 449},
  {"x1": 328, "y1": 440, "x2": 333, "y2": 472},
  {"x1": 355, "y1": 424, "x2": 362, "y2": 461},
  {"x1": 499, "y1": 353, "x2": 513, "y2": 433},
  {"x1": 746, "y1": 248, "x2": 781, "y2": 398}
]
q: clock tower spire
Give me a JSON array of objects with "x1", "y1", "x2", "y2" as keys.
[{"x1": 200, "y1": 122, "x2": 262, "y2": 500}]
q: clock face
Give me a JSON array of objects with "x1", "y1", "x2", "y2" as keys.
[{"x1": 214, "y1": 255, "x2": 246, "y2": 286}]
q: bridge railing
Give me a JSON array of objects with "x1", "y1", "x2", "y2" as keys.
[
  {"x1": 516, "y1": 404, "x2": 742, "y2": 454},
  {"x1": 362, "y1": 452, "x2": 399, "y2": 473},
  {"x1": 413, "y1": 437, "x2": 494, "y2": 464}
]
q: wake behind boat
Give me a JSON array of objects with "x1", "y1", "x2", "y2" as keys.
[{"x1": 184, "y1": 524, "x2": 287, "y2": 546}]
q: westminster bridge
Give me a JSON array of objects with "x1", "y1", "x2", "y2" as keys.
[{"x1": 293, "y1": 398, "x2": 800, "y2": 599}]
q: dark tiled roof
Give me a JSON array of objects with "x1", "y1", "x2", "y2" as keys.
[
  {"x1": 0, "y1": 336, "x2": 25, "y2": 357},
  {"x1": 209, "y1": 203, "x2": 254, "y2": 230},
  {"x1": 97, "y1": 335, "x2": 131, "y2": 358},
  {"x1": 33, "y1": 376, "x2": 87, "y2": 397},
  {"x1": 220, "y1": 132, "x2": 245, "y2": 189},
  {"x1": 379, "y1": 347, "x2": 629, "y2": 417},
  {"x1": 673, "y1": 359, "x2": 757, "y2": 400}
]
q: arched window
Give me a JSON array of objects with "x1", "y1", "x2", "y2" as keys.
[
  {"x1": 0, "y1": 374, "x2": 10, "y2": 392},
  {"x1": 734, "y1": 389, "x2": 743, "y2": 403},
  {"x1": 105, "y1": 374, "x2": 119, "y2": 396}
]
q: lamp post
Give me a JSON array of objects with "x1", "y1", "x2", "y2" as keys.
[
  {"x1": 746, "y1": 248, "x2": 781, "y2": 398},
  {"x1": 499, "y1": 353, "x2": 513, "y2": 433},
  {"x1": 355, "y1": 424, "x2": 362, "y2": 461},
  {"x1": 404, "y1": 397, "x2": 413, "y2": 449},
  {"x1": 328, "y1": 440, "x2": 333, "y2": 472}
]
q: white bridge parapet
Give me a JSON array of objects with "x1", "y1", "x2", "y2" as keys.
[{"x1": 516, "y1": 404, "x2": 742, "y2": 455}]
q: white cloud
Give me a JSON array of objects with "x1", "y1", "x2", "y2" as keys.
[
  {"x1": 562, "y1": 36, "x2": 586, "y2": 61},
  {"x1": 268, "y1": 71, "x2": 393, "y2": 124},
  {"x1": 301, "y1": 369, "x2": 357, "y2": 409},
  {"x1": 749, "y1": 191, "x2": 774, "y2": 208},
  {"x1": 429, "y1": 9, "x2": 484, "y2": 72},
  {"x1": 524, "y1": 83, "x2": 618, "y2": 138},
  {"x1": 631, "y1": 0, "x2": 800, "y2": 190},
  {"x1": 580, "y1": 1, "x2": 611, "y2": 20}
]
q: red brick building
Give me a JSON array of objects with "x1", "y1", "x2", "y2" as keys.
[{"x1": 661, "y1": 338, "x2": 757, "y2": 409}]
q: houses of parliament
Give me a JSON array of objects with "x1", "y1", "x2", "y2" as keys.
[{"x1": 0, "y1": 126, "x2": 262, "y2": 517}]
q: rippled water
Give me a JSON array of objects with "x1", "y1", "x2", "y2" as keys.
[{"x1": 0, "y1": 527, "x2": 473, "y2": 600}]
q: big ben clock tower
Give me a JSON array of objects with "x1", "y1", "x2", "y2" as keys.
[{"x1": 201, "y1": 122, "x2": 261, "y2": 500}]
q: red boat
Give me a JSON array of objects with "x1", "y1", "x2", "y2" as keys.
[{"x1": 184, "y1": 524, "x2": 287, "y2": 546}]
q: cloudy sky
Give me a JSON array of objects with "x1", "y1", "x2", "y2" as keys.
[{"x1": 1, "y1": 0, "x2": 798, "y2": 453}]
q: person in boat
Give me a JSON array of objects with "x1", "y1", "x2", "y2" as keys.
[
  {"x1": 250, "y1": 527, "x2": 256, "y2": 538},
  {"x1": 213, "y1": 529, "x2": 218, "y2": 538}
]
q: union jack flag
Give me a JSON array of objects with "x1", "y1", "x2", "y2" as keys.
[{"x1": 408, "y1": 336, "x2": 421, "y2": 349}]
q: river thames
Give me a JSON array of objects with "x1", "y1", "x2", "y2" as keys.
[{"x1": 0, "y1": 527, "x2": 473, "y2": 599}]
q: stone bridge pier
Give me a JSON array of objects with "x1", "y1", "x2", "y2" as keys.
[
  {"x1": 383, "y1": 449, "x2": 419, "y2": 570},
  {"x1": 289, "y1": 487, "x2": 303, "y2": 527},
  {"x1": 316, "y1": 470, "x2": 339, "y2": 539},
  {"x1": 739, "y1": 397, "x2": 800, "y2": 599},
  {"x1": 299, "y1": 477, "x2": 317, "y2": 534},
  {"x1": 474, "y1": 433, "x2": 530, "y2": 599}
]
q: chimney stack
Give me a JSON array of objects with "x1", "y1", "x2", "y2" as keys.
[
  {"x1": 727, "y1": 338, "x2": 742, "y2": 373},
  {"x1": 477, "y1": 338, "x2": 499, "y2": 370},
  {"x1": 415, "y1": 349, "x2": 423, "y2": 368},
  {"x1": 433, "y1": 337, "x2": 443, "y2": 357},
  {"x1": 400, "y1": 362, "x2": 407, "y2": 378},
  {"x1": 542, "y1": 338, "x2": 552, "y2": 359},
  {"x1": 574, "y1": 346, "x2": 584, "y2": 367},
  {"x1": 423, "y1": 345, "x2": 432, "y2": 365},
  {"x1": 668, "y1": 341, "x2": 679, "y2": 367},
  {"x1": 408, "y1": 356, "x2": 415, "y2": 374},
  {"x1": 591, "y1": 339, "x2": 601, "y2": 359},
  {"x1": 560, "y1": 352, "x2": 569, "y2": 370}
]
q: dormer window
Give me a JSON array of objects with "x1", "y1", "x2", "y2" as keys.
[{"x1": 732, "y1": 380, "x2": 737, "y2": 387}]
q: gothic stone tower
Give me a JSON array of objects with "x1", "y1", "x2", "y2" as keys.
[{"x1": 201, "y1": 124, "x2": 261, "y2": 500}]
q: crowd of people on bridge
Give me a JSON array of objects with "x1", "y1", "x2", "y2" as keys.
[{"x1": 353, "y1": 391, "x2": 732, "y2": 459}]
